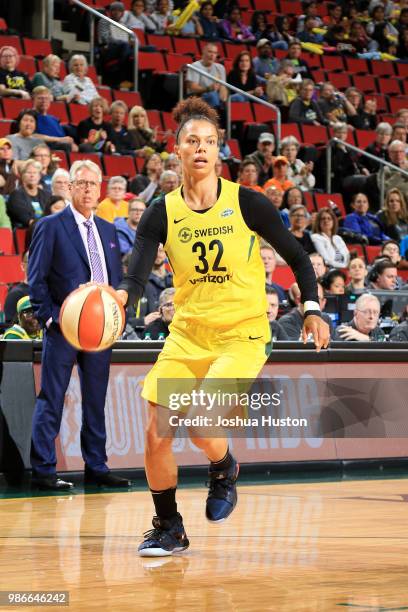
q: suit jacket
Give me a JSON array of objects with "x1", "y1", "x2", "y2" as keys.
[{"x1": 28, "y1": 206, "x2": 122, "y2": 327}]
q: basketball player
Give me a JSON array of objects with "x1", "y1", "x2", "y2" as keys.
[{"x1": 116, "y1": 98, "x2": 329, "y2": 556}]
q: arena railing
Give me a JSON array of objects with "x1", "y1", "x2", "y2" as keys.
[
  {"x1": 180, "y1": 64, "x2": 281, "y2": 148},
  {"x1": 326, "y1": 138, "x2": 408, "y2": 206},
  {"x1": 71, "y1": 0, "x2": 139, "y2": 91}
]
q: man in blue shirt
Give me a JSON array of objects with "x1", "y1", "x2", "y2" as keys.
[
  {"x1": 32, "y1": 86, "x2": 78, "y2": 152},
  {"x1": 253, "y1": 39, "x2": 280, "y2": 83}
]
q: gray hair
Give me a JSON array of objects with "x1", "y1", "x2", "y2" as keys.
[
  {"x1": 110, "y1": 100, "x2": 128, "y2": 113},
  {"x1": 159, "y1": 287, "x2": 175, "y2": 307},
  {"x1": 281, "y1": 135, "x2": 300, "y2": 151},
  {"x1": 376, "y1": 122, "x2": 392, "y2": 135},
  {"x1": 159, "y1": 170, "x2": 178, "y2": 185},
  {"x1": 43, "y1": 54, "x2": 61, "y2": 68},
  {"x1": 69, "y1": 160, "x2": 102, "y2": 183},
  {"x1": 355, "y1": 293, "x2": 381, "y2": 311},
  {"x1": 332, "y1": 121, "x2": 348, "y2": 133},
  {"x1": 51, "y1": 168, "x2": 70, "y2": 186},
  {"x1": 289, "y1": 204, "x2": 308, "y2": 216},
  {"x1": 389, "y1": 139, "x2": 405, "y2": 151},
  {"x1": 68, "y1": 54, "x2": 88, "y2": 72},
  {"x1": 108, "y1": 175, "x2": 127, "y2": 190},
  {"x1": 20, "y1": 159, "x2": 42, "y2": 178}
]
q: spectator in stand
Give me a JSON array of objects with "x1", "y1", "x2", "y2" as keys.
[
  {"x1": 275, "y1": 16, "x2": 296, "y2": 48},
  {"x1": 252, "y1": 39, "x2": 280, "y2": 83},
  {"x1": 381, "y1": 239, "x2": 408, "y2": 272},
  {"x1": 31, "y1": 144, "x2": 56, "y2": 192},
  {"x1": 311, "y1": 207, "x2": 350, "y2": 269},
  {"x1": 250, "y1": 13, "x2": 288, "y2": 49},
  {"x1": 77, "y1": 97, "x2": 115, "y2": 154},
  {"x1": 51, "y1": 168, "x2": 71, "y2": 205},
  {"x1": 0, "y1": 138, "x2": 18, "y2": 197},
  {"x1": 144, "y1": 244, "x2": 173, "y2": 311},
  {"x1": 149, "y1": 170, "x2": 180, "y2": 206},
  {"x1": 123, "y1": 0, "x2": 156, "y2": 32},
  {"x1": 323, "y1": 2, "x2": 344, "y2": 27},
  {"x1": 186, "y1": 43, "x2": 227, "y2": 109},
  {"x1": 377, "y1": 188, "x2": 408, "y2": 241},
  {"x1": 345, "y1": 87, "x2": 377, "y2": 130},
  {"x1": 244, "y1": 132, "x2": 275, "y2": 186},
  {"x1": 4, "y1": 251, "x2": 29, "y2": 324},
  {"x1": 109, "y1": 100, "x2": 134, "y2": 155},
  {"x1": 9, "y1": 110, "x2": 43, "y2": 161},
  {"x1": 344, "y1": 193, "x2": 390, "y2": 245},
  {"x1": 32, "y1": 86, "x2": 78, "y2": 153},
  {"x1": 97, "y1": 1, "x2": 134, "y2": 88},
  {"x1": 62, "y1": 54, "x2": 98, "y2": 105},
  {"x1": 260, "y1": 244, "x2": 287, "y2": 302},
  {"x1": 297, "y1": 1, "x2": 323, "y2": 33},
  {"x1": 128, "y1": 105, "x2": 166, "y2": 156},
  {"x1": 366, "y1": 3, "x2": 399, "y2": 50},
  {"x1": 264, "y1": 156, "x2": 295, "y2": 192},
  {"x1": 364, "y1": 122, "x2": 392, "y2": 173},
  {"x1": 346, "y1": 256, "x2": 368, "y2": 294},
  {"x1": 298, "y1": 16, "x2": 325, "y2": 44},
  {"x1": 285, "y1": 40, "x2": 313, "y2": 80},
  {"x1": 238, "y1": 160, "x2": 265, "y2": 193},
  {"x1": 3, "y1": 296, "x2": 42, "y2": 340},
  {"x1": 389, "y1": 305, "x2": 408, "y2": 341},
  {"x1": 265, "y1": 186, "x2": 289, "y2": 227},
  {"x1": 31, "y1": 55, "x2": 66, "y2": 101},
  {"x1": 0, "y1": 194, "x2": 11, "y2": 228},
  {"x1": 143, "y1": 287, "x2": 175, "y2": 340},
  {"x1": 334, "y1": 293, "x2": 383, "y2": 341},
  {"x1": 220, "y1": 6, "x2": 255, "y2": 42},
  {"x1": 227, "y1": 52, "x2": 264, "y2": 102},
  {"x1": 282, "y1": 186, "x2": 306, "y2": 211},
  {"x1": 288, "y1": 80, "x2": 328, "y2": 126},
  {"x1": 396, "y1": 7, "x2": 408, "y2": 36},
  {"x1": 0, "y1": 46, "x2": 31, "y2": 99},
  {"x1": 395, "y1": 109, "x2": 408, "y2": 131},
  {"x1": 309, "y1": 251, "x2": 327, "y2": 278},
  {"x1": 280, "y1": 136, "x2": 315, "y2": 191},
  {"x1": 96, "y1": 176, "x2": 128, "y2": 223},
  {"x1": 151, "y1": 0, "x2": 174, "y2": 34},
  {"x1": 375, "y1": 140, "x2": 408, "y2": 203},
  {"x1": 198, "y1": 2, "x2": 220, "y2": 41},
  {"x1": 164, "y1": 153, "x2": 181, "y2": 177},
  {"x1": 320, "y1": 268, "x2": 346, "y2": 295},
  {"x1": 288, "y1": 204, "x2": 315, "y2": 253},
  {"x1": 317, "y1": 82, "x2": 357, "y2": 126},
  {"x1": 128, "y1": 152, "x2": 163, "y2": 200},
  {"x1": 266, "y1": 287, "x2": 289, "y2": 341},
  {"x1": 42, "y1": 195, "x2": 66, "y2": 216},
  {"x1": 391, "y1": 123, "x2": 407, "y2": 148},
  {"x1": 266, "y1": 59, "x2": 300, "y2": 108},
  {"x1": 114, "y1": 198, "x2": 146, "y2": 256},
  {"x1": 348, "y1": 19, "x2": 378, "y2": 54},
  {"x1": 279, "y1": 281, "x2": 331, "y2": 340},
  {"x1": 7, "y1": 159, "x2": 50, "y2": 228},
  {"x1": 397, "y1": 28, "x2": 408, "y2": 59}
]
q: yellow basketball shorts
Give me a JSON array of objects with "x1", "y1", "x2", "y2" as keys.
[{"x1": 142, "y1": 316, "x2": 272, "y2": 407}]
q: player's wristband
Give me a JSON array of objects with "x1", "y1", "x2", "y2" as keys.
[
  {"x1": 304, "y1": 310, "x2": 322, "y2": 319},
  {"x1": 303, "y1": 300, "x2": 321, "y2": 319}
]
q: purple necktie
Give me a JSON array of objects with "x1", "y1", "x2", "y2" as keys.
[{"x1": 84, "y1": 219, "x2": 104, "y2": 283}]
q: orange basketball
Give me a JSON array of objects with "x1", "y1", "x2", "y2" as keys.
[{"x1": 59, "y1": 284, "x2": 125, "y2": 352}]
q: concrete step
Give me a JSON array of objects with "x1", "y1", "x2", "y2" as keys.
[{"x1": 53, "y1": 18, "x2": 90, "y2": 54}]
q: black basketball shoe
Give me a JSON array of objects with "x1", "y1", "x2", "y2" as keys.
[
  {"x1": 138, "y1": 513, "x2": 189, "y2": 557},
  {"x1": 206, "y1": 458, "x2": 239, "y2": 523}
]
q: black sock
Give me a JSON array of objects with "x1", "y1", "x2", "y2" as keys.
[
  {"x1": 150, "y1": 487, "x2": 177, "y2": 520},
  {"x1": 210, "y1": 448, "x2": 233, "y2": 472}
]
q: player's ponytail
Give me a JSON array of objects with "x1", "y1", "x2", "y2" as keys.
[{"x1": 173, "y1": 97, "x2": 220, "y2": 143}]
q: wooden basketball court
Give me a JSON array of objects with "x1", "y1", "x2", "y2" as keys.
[{"x1": 0, "y1": 477, "x2": 407, "y2": 611}]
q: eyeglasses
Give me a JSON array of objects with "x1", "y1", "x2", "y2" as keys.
[
  {"x1": 161, "y1": 302, "x2": 174, "y2": 309},
  {"x1": 73, "y1": 180, "x2": 99, "y2": 190},
  {"x1": 356, "y1": 309, "x2": 379, "y2": 317},
  {"x1": 130, "y1": 208, "x2": 145, "y2": 213}
]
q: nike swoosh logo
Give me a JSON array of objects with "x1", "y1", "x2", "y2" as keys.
[
  {"x1": 249, "y1": 335, "x2": 263, "y2": 340},
  {"x1": 174, "y1": 217, "x2": 187, "y2": 224}
]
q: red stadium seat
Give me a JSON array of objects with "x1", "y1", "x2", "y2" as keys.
[
  {"x1": 395, "y1": 63, "x2": 408, "y2": 78},
  {"x1": 231, "y1": 102, "x2": 254, "y2": 122},
  {"x1": 377, "y1": 77, "x2": 401, "y2": 96},
  {"x1": 368, "y1": 92, "x2": 388, "y2": 113},
  {"x1": 70, "y1": 152, "x2": 102, "y2": 170},
  {"x1": 161, "y1": 111, "x2": 178, "y2": 132},
  {"x1": 0, "y1": 17, "x2": 7, "y2": 31},
  {"x1": 352, "y1": 75, "x2": 377, "y2": 93},
  {"x1": 0, "y1": 284, "x2": 8, "y2": 311},
  {"x1": 166, "y1": 54, "x2": 190, "y2": 73},
  {"x1": 315, "y1": 193, "x2": 346, "y2": 218},
  {"x1": 329, "y1": 72, "x2": 352, "y2": 91},
  {"x1": 345, "y1": 57, "x2": 369, "y2": 75},
  {"x1": 52, "y1": 150, "x2": 69, "y2": 171},
  {"x1": 253, "y1": 0, "x2": 278, "y2": 10},
  {"x1": 87, "y1": 65, "x2": 99, "y2": 85},
  {"x1": 389, "y1": 96, "x2": 408, "y2": 114},
  {"x1": 22, "y1": 38, "x2": 52, "y2": 58},
  {"x1": 103, "y1": 155, "x2": 136, "y2": 178},
  {"x1": 221, "y1": 162, "x2": 231, "y2": 180},
  {"x1": 253, "y1": 103, "x2": 276, "y2": 124},
  {"x1": 0, "y1": 120, "x2": 12, "y2": 136},
  {"x1": 138, "y1": 51, "x2": 166, "y2": 72},
  {"x1": 321, "y1": 55, "x2": 345, "y2": 72},
  {"x1": 0, "y1": 228, "x2": 14, "y2": 255},
  {"x1": 365, "y1": 245, "x2": 381, "y2": 263},
  {"x1": 223, "y1": 43, "x2": 248, "y2": 60},
  {"x1": 96, "y1": 86, "x2": 113, "y2": 105},
  {"x1": 354, "y1": 130, "x2": 376, "y2": 149},
  {"x1": 49, "y1": 102, "x2": 69, "y2": 124},
  {"x1": 147, "y1": 34, "x2": 173, "y2": 53},
  {"x1": 280, "y1": 123, "x2": 302, "y2": 142},
  {"x1": 272, "y1": 266, "x2": 296, "y2": 290},
  {"x1": 226, "y1": 138, "x2": 242, "y2": 159},
  {"x1": 280, "y1": 0, "x2": 302, "y2": 15},
  {"x1": 0, "y1": 35, "x2": 22, "y2": 54},
  {"x1": 2, "y1": 98, "x2": 32, "y2": 119},
  {"x1": 19, "y1": 55, "x2": 37, "y2": 77},
  {"x1": 112, "y1": 90, "x2": 142, "y2": 109},
  {"x1": 0, "y1": 255, "x2": 24, "y2": 283},
  {"x1": 303, "y1": 52, "x2": 321, "y2": 70},
  {"x1": 303, "y1": 191, "x2": 315, "y2": 214},
  {"x1": 146, "y1": 109, "x2": 162, "y2": 129},
  {"x1": 68, "y1": 104, "x2": 89, "y2": 125},
  {"x1": 301, "y1": 124, "x2": 328, "y2": 146},
  {"x1": 370, "y1": 60, "x2": 395, "y2": 78},
  {"x1": 172, "y1": 38, "x2": 200, "y2": 56},
  {"x1": 13, "y1": 229, "x2": 27, "y2": 255}
]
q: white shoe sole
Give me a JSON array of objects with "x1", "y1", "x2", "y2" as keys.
[{"x1": 138, "y1": 545, "x2": 189, "y2": 557}]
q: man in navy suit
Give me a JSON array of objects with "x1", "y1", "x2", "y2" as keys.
[{"x1": 28, "y1": 159, "x2": 131, "y2": 490}]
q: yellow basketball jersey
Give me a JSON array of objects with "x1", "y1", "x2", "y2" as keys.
[{"x1": 164, "y1": 178, "x2": 268, "y2": 330}]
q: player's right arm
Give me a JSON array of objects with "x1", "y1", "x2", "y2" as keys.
[{"x1": 116, "y1": 197, "x2": 167, "y2": 307}]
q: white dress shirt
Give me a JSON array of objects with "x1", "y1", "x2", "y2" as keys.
[{"x1": 70, "y1": 203, "x2": 109, "y2": 284}]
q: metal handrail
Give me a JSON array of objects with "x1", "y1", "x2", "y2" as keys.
[
  {"x1": 180, "y1": 63, "x2": 281, "y2": 146},
  {"x1": 47, "y1": 0, "x2": 54, "y2": 40},
  {"x1": 72, "y1": 0, "x2": 139, "y2": 91},
  {"x1": 326, "y1": 138, "x2": 408, "y2": 205}
]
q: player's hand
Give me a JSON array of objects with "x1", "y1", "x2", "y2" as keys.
[
  {"x1": 302, "y1": 315, "x2": 330, "y2": 352},
  {"x1": 115, "y1": 289, "x2": 128, "y2": 306}
]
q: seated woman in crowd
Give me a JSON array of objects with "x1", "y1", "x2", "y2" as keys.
[
  {"x1": 7, "y1": 159, "x2": 51, "y2": 228},
  {"x1": 62, "y1": 54, "x2": 98, "y2": 105},
  {"x1": 220, "y1": 6, "x2": 255, "y2": 42},
  {"x1": 320, "y1": 268, "x2": 347, "y2": 295},
  {"x1": 250, "y1": 11, "x2": 288, "y2": 49},
  {"x1": 344, "y1": 192, "x2": 390, "y2": 245},
  {"x1": 151, "y1": 0, "x2": 174, "y2": 34},
  {"x1": 32, "y1": 54, "x2": 66, "y2": 101},
  {"x1": 0, "y1": 138, "x2": 19, "y2": 197},
  {"x1": 51, "y1": 168, "x2": 71, "y2": 205},
  {"x1": 123, "y1": 0, "x2": 156, "y2": 32},
  {"x1": 238, "y1": 160, "x2": 265, "y2": 193},
  {"x1": 42, "y1": 194, "x2": 66, "y2": 216},
  {"x1": 364, "y1": 122, "x2": 392, "y2": 173},
  {"x1": 9, "y1": 110, "x2": 43, "y2": 161},
  {"x1": 346, "y1": 256, "x2": 367, "y2": 293},
  {"x1": 109, "y1": 100, "x2": 134, "y2": 155},
  {"x1": 345, "y1": 87, "x2": 377, "y2": 131},
  {"x1": 198, "y1": 1, "x2": 220, "y2": 41},
  {"x1": 377, "y1": 188, "x2": 408, "y2": 242},
  {"x1": 31, "y1": 144, "x2": 57, "y2": 192},
  {"x1": 77, "y1": 97, "x2": 115, "y2": 153},
  {"x1": 128, "y1": 105, "x2": 165, "y2": 155},
  {"x1": 96, "y1": 176, "x2": 128, "y2": 223},
  {"x1": 288, "y1": 204, "x2": 315, "y2": 253},
  {"x1": 128, "y1": 152, "x2": 163, "y2": 201},
  {"x1": 227, "y1": 52, "x2": 264, "y2": 102},
  {"x1": 311, "y1": 207, "x2": 350, "y2": 269},
  {"x1": 280, "y1": 135, "x2": 315, "y2": 191},
  {"x1": 0, "y1": 46, "x2": 31, "y2": 99}
]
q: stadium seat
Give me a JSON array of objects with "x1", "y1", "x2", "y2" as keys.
[
  {"x1": 377, "y1": 77, "x2": 401, "y2": 96},
  {"x1": 13, "y1": 229, "x2": 27, "y2": 255},
  {"x1": 354, "y1": 130, "x2": 376, "y2": 149},
  {"x1": 301, "y1": 124, "x2": 328, "y2": 146},
  {"x1": 172, "y1": 38, "x2": 200, "y2": 56},
  {"x1": 103, "y1": 155, "x2": 136, "y2": 178},
  {"x1": 161, "y1": 111, "x2": 177, "y2": 132},
  {"x1": 329, "y1": 72, "x2": 352, "y2": 91},
  {"x1": 345, "y1": 57, "x2": 369, "y2": 75},
  {"x1": 96, "y1": 86, "x2": 113, "y2": 104},
  {"x1": 281, "y1": 123, "x2": 302, "y2": 142},
  {"x1": 87, "y1": 65, "x2": 99, "y2": 85},
  {"x1": 352, "y1": 75, "x2": 377, "y2": 94},
  {"x1": 70, "y1": 152, "x2": 102, "y2": 170},
  {"x1": 272, "y1": 265, "x2": 296, "y2": 289},
  {"x1": 226, "y1": 138, "x2": 242, "y2": 159},
  {"x1": 19, "y1": 55, "x2": 37, "y2": 77},
  {"x1": 365, "y1": 245, "x2": 381, "y2": 263},
  {"x1": 253, "y1": 0, "x2": 278, "y2": 10},
  {"x1": 49, "y1": 102, "x2": 69, "y2": 124},
  {"x1": 138, "y1": 51, "x2": 166, "y2": 72},
  {"x1": 166, "y1": 54, "x2": 190, "y2": 73},
  {"x1": 52, "y1": 150, "x2": 69, "y2": 170},
  {"x1": 0, "y1": 255, "x2": 24, "y2": 283},
  {"x1": 146, "y1": 34, "x2": 174, "y2": 53},
  {"x1": 68, "y1": 104, "x2": 89, "y2": 125},
  {"x1": 395, "y1": 63, "x2": 408, "y2": 78},
  {"x1": 389, "y1": 96, "x2": 408, "y2": 114},
  {"x1": 0, "y1": 17, "x2": 7, "y2": 31},
  {"x1": 0, "y1": 120, "x2": 12, "y2": 137},
  {"x1": 230, "y1": 102, "x2": 254, "y2": 123},
  {"x1": 303, "y1": 191, "x2": 315, "y2": 214},
  {"x1": 370, "y1": 60, "x2": 395, "y2": 78},
  {"x1": 253, "y1": 103, "x2": 276, "y2": 124},
  {"x1": 369, "y1": 92, "x2": 388, "y2": 113},
  {"x1": 112, "y1": 90, "x2": 142, "y2": 109},
  {"x1": 2, "y1": 98, "x2": 32, "y2": 119},
  {"x1": 0, "y1": 35, "x2": 22, "y2": 54},
  {"x1": 23, "y1": 38, "x2": 52, "y2": 58},
  {"x1": 224, "y1": 43, "x2": 248, "y2": 60},
  {"x1": 280, "y1": 0, "x2": 302, "y2": 15},
  {"x1": 0, "y1": 228, "x2": 14, "y2": 255},
  {"x1": 146, "y1": 109, "x2": 162, "y2": 129},
  {"x1": 321, "y1": 55, "x2": 345, "y2": 72},
  {"x1": 0, "y1": 283, "x2": 8, "y2": 312},
  {"x1": 221, "y1": 162, "x2": 231, "y2": 180},
  {"x1": 315, "y1": 193, "x2": 346, "y2": 218}
]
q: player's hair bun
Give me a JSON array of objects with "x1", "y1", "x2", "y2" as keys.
[{"x1": 173, "y1": 97, "x2": 219, "y2": 126}]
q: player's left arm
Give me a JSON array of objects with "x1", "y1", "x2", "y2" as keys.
[{"x1": 239, "y1": 187, "x2": 330, "y2": 351}]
